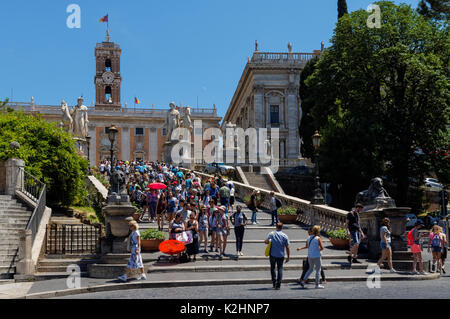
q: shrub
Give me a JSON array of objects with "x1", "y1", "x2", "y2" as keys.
[
  {"x1": 326, "y1": 228, "x2": 349, "y2": 240},
  {"x1": 277, "y1": 206, "x2": 297, "y2": 215},
  {"x1": 141, "y1": 228, "x2": 166, "y2": 240}
]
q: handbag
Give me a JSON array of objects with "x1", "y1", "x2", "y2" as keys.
[
  {"x1": 265, "y1": 232, "x2": 274, "y2": 257},
  {"x1": 175, "y1": 230, "x2": 193, "y2": 244}
]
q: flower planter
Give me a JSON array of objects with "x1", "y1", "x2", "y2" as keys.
[
  {"x1": 141, "y1": 238, "x2": 164, "y2": 252},
  {"x1": 278, "y1": 214, "x2": 297, "y2": 224},
  {"x1": 329, "y1": 238, "x2": 350, "y2": 249}
]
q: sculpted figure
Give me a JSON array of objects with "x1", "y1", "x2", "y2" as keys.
[
  {"x1": 71, "y1": 97, "x2": 89, "y2": 138},
  {"x1": 181, "y1": 105, "x2": 192, "y2": 130},
  {"x1": 167, "y1": 102, "x2": 180, "y2": 140},
  {"x1": 110, "y1": 170, "x2": 126, "y2": 195},
  {"x1": 60, "y1": 100, "x2": 73, "y2": 133}
]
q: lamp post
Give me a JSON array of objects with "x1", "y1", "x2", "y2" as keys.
[
  {"x1": 311, "y1": 130, "x2": 325, "y2": 205},
  {"x1": 108, "y1": 125, "x2": 118, "y2": 173}
]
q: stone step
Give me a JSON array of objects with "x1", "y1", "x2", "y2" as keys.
[
  {"x1": 36, "y1": 265, "x2": 91, "y2": 273},
  {"x1": 0, "y1": 239, "x2": 21, "y2": 245},
  {"x1": 43, "y1": 254, "x2": 101, "y2": 260},
  {"x1": 0, "y1": 208, "x2": 31, "y2": 213},
  {"x1": 0, "y1": 213, "x2": 32, "y2": 218},
  {"x1": 0, "y1": 220, "x2": 28, "y2": 226},
  {"x1": 0, "y1": 195, "x2": 14, "y2": 200},
  {"x1": 38, "y1": 259, "x2": 101, "y2": 267},
  {"x1": 33, "y1": 272, "x2": 88, "y2": 281},
  {"x1": 0, "y1": 203, "x2": 27, "y2": 208}
]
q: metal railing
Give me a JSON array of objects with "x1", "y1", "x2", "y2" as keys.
[
  {"x1": 18, "y1": 167, "x2": 47, "y2": 244},
  {"x1": 45, "y1": 224, "x2": 102, "y2": 254}
]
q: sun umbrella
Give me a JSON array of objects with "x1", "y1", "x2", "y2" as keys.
[
  {"x1": 159, "y1": 239, "x2": 185, "y2": 255},
  {"x1": 149, "y1": 182, "x2": 167, "y2": 190}
]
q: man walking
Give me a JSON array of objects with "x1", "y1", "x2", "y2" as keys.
[
  {"x1": 264, "y1": 222, "x2": 290, "y2": 290},
  {"x1": 345, "y1": 202, "x2": 365, "y2": 265}
]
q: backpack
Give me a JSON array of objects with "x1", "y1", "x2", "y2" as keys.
[
  {"x1": 407, "y1": 230, "x2": 414, "y2": 246},
  {"x1": 432, "y1": 233, "x2": 442, "y2": 248},
  {"x1": 275, "y1": 198, "x2": 282, "y2": 208}
]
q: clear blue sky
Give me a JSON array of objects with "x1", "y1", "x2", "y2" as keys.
[{"x1": 0, "y1": 0, "x2": 419, "y2": 119}]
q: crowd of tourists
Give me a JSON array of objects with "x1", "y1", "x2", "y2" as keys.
[{"x1": 105, "y1": 160, "x2": 449, "y2": 289}]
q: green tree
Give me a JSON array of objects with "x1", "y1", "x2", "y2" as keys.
[
  {"x1": 417, "y1": 0, "x2": 450, "y2": 21},
  {"x1": 338, "y1": 0, "x2": 348, "y2": 19},
  {"x1": 0, "y1": 107, "x2": 89, "y2": 207},
  {"x1": 304, "y1": 2, "x2": 449, "y2": 208}
]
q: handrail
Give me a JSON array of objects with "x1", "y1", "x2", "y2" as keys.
[{"x1": 18, "y1": 167, "x2": 47, "y2": 244}]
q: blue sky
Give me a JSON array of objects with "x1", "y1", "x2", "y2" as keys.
[{"x1": 0, "y1": 0, "x2": 419, "y2": 119}]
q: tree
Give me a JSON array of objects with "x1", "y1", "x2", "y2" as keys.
[
  {"x1": 0, "y1": 107, "x2": 89, "y2": 207},
  {"x1": 417, "y1": 0, "x2": 450, "y2": 21},
  {"x1": 338, "y1": 0, "x2": 348, "y2": 19},
  {"x1": 303, "y1": 2, "x2": 449, "y2": 208}
]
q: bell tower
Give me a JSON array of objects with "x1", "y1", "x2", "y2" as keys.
[{"x1": 94, "y1": 30, "x2": 122, "y2": 109}]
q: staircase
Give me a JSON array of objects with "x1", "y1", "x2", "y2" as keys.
[
  {"x1": 243, "y1": 172, "x2": 275, "y2": 192},
  {"x1": 0, "y1": 195, "x2": 33, "y2": 279}
]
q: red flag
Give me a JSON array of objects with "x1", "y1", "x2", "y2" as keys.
[
  {"x1": 99, "y1": 14, "x2": 108, "y2": 23},
  {"x1": 134, "y1": 97, "x2": 140, "y2": 104}
]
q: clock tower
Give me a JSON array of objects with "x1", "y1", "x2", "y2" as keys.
[{"x1": 94, "y1": 30, "x2": 122, "y2": 109}]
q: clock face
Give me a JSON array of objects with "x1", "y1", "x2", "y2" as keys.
[{"x1": 102, "y1": 71, "x2": 114, "y2": 84}]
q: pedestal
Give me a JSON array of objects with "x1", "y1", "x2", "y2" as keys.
[
  {"x1": 359, "y1": 207, "x2": 411, "y2": 260},
  {"x1": 163, "y1": 140, "x2": 193, "y2": 168},
  {"x1": 73, "y1": 137, "x2": 88, "y2": 157}
]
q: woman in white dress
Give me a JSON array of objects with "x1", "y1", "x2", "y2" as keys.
[{"x1": 118, "y1": 221, "x2": 147, "y2": 282}]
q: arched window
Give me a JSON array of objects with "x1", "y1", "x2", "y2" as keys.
[
  {"x1": 105, "y1": 86, "x2": 112, "y2": 103},
  {"x1": 105, "y1": 59, "x2": 112, "y2": 72}
]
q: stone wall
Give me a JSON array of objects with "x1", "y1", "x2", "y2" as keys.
[
  {"x1": 274, "y1": 172, "x2": 314, "y2": 200},
  {"x1": 0, "y1": 161, "x2": 5, "y2": 194}
]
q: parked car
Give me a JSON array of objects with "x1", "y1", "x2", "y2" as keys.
[
  {"x1": 204, "y1": 162, "x2": 235, "y2": 175},
  {"x1": 287, "y1": 165, "x2": 313, "y2": 176},
  {"x1": 424, "y1": 178, "x2": 443, "y2": 189}
]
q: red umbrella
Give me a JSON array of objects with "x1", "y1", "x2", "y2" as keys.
[
  {"x1": 159, "y1": 239, "x2": 185, "y2": 255},
  {"x1": 149, "y1": 182, "x2": 167, "y2": 190}
]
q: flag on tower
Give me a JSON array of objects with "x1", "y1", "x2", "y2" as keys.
[
  {"x1": 99, "y1": 14, "x2": 108, "y2": 23},
  {"x1": 134, "y1": 97, "x2": 140, "y2": 104}
]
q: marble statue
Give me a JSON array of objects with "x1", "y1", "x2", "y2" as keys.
[
  {"x1": 288, "y1": 42, "x2": 293, "y2": 53},
  {"x1": 71, "y1": 97, "x2": 89, "y2": 139},
  {"x1": 181, "y1": 105, "x2": 192, "y2": 130},
  {"x1": 166, "y1": 102, "x2": 181, "y2": 140},
  {"x1": 355, "y1": 177, "x2": 395, "y2": 209},
  {"x1": 110, "y1": 169, "x2": 127, "y2": 195},
  {"x1": 60, "y1": 100, "x2": 73, "y2": 133}
]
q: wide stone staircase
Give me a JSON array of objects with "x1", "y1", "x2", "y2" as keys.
[
  {"x1": 0, "y1": 195, "x2": 33, "y2": 279},
  {"x1": 243, "y1": 172, "x2": 276, "y2": 192}
]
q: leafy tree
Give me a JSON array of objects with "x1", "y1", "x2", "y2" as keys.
[
  {"x1": 338, "y1": 0, "x2": 349, "y2": 19},
  {"x1": 417, "y1": 0, "x2": 450, "y2": 21},
  {"x1": 0, "y1": 106, "x2": 89, "y2": 207},
  {"x1": 304, "y1": 2, "x2": 449, "y2": 208}
]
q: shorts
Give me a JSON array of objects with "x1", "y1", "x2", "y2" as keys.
[
  {"x1": 229, "y1": 196, "x2": 235, "y2": 205},
  {"x1": 411, "y1": 244, "x2": 421, "y2": 254},
  {"x1": 432, "y1": 246, "x2": 442, "y2": 253},
  {"x1": 210, "y1": 227, "x2": 217, "y2": 233},
  {"x1": 350, "y1": 231, "x2": 361, "y2": 246},
  {"x1": 380, "y1": 242, "x2": 391, "y2": 250},
  {"x1": 441, "y1": 247, "x2": 447, "y2": 260}
]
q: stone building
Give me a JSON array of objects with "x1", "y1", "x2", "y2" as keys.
[
  {"x1": 222, "y1": 42, "x2": 322, "y2": 168},
  {"x1": 6, "y1": 32, "x2": 221, "y2": 166}
]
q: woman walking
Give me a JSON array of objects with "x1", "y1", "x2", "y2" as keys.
[
  {"x1": 156, "y1": 192, "x2": 167, "y2": 231},
  {"x1": 229, "y1": 184, "x2": 235, "y2": 214},
  {"x1": 299, "y1": 225, "x2": 325, "y2": 289},
  {"x1": 148, "y1": 189, "x2": 158, "y2": 223},
  {"x1": 198, "y1": 205, "x2": 209, "y2": 253},
  {"x1": 297, "y1": 227, "x2": 326, "y2": 284},
  {"x1": 167, "y1": 191, "x2": 178, "y2": 224},
  {"x1": 186, "y1": 212, "x2": 199, "y2": 261},
  {"x1": 230, "y1": 205, "x2": 247, "y2": 256},
  {"x1": 118, "y1": 221, "x2": 146, "y2": 282},
  {"x1": 374, "y1": 218, "x2": 396, "y2": 274},
  {"x1": 428, "y1": 225, "x2": 447, "y2": 273},
  {"x1": 216, "y1": 206, "x2": 230, "y2": 258},
  {"x1": 209, "y1": 208, "x2": 219, "y2": 252}
]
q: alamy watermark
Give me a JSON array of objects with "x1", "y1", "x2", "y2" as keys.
[
  {"x1": 367, "y1": 4, "x2": 381, "y2": 29},
  {"x1": 66, "y1": 264, "x2": 81, "y2": 289},
  {"x1": 169, "y1": 120, "x2": 280, "y2": 173},
  {"x1": 366, "y1": 264, "x2": 381, "y2": 289},
  {"x1": 66, "y1": 4, "x2": 81, "y2": 29}
]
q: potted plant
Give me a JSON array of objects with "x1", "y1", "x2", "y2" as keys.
[
  {"x1": 326, "y1": 228, "x2": 350, "y2": 249},
  {"x1": 277, "y1": 206, "x2": 298, "y2": 224},
  {"x1": 140, "y1": 228, "x2": 166, "y2": 252}
]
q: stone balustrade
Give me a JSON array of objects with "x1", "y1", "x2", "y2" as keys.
[{"x1": 181, "y1": 168, "x2": 348, "y2": 233}]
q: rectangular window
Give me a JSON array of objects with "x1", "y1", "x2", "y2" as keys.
[
  {"x1": 135, "y1": 128, "x2": 144, "y2": 136},
  {"x1": 162, "y1": 128, "x2": 167, "y2": 136},
  {"x1": 105, "y1": 127, "x2": 110, "y2": 134},
  {"x1": 270, "y1": 105, "x2": 279, "y2": 124}
]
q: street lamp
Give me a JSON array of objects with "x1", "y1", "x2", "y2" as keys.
[
  {"x1": 311, "y1": 130, "x2": 325, "y2": 205},
  {"x1": 108, "y1": 125, "x2": 118, "y2": 171}
]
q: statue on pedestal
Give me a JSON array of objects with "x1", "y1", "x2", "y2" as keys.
[
  {"x1": 60, "y1": 100, "x2": 73, "y2": 133},
  {"x1": 71, "y1": 97, "x2": 89, "y2": 139},
  {"x1": 355, "y1": 177, "x2": 395, "y2": 210},
  {"x1": 166, "y1": 102, "x2": 181, "y2": 141},
  {"x1": 181, "y1": 105, "x2": 192, "y2": 131}
]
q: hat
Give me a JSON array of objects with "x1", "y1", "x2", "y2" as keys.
[
  {"x1": 355, "y1": 202, "x2": 364, "y2": 208},
  {"x1": 218, "y1": 205, "x2": 227, "y2": 212}
]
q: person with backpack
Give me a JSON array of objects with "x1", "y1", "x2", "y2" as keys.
[
  {"x1": 372, "y1": 218, "x2": 396, "y2": 274},
  {"x1": 408, "y1": 220, "x2": 428, "y2": 275},
  {"x1": 265, "y1": 222, "x2": 290, "y2": 290},
  {"x1": 299, "y1": 225, "x2": 325, "y2": 289},
  {"x1": 345, "y1": 202, "x2": 365, "y2": 265},
  {"x1": 249, "y1": 190, "x2": 260, "y2": 225},
  {"x1": 230, "y1": 205, "x2": 248, "y2": 256},
  {"x1": 428, "y1": 225, "x2": 447, "y2": 273},
  {"x1": 216, "y1": 206, "x2": 230, "y2": 259},
  {"x1": 269, "y1": 192, "x2": 281, "y2": 226}
]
